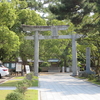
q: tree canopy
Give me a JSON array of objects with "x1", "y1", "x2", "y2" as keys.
[
  {"x1": 0, "y1": 0, "x2": 47, "y2": 62},
  {"x1": 46, "y1": 0, "x2": 100, "y2": 72},
  {"x1": 1, "y1": 0, "x2": 100, "y2": 74}
]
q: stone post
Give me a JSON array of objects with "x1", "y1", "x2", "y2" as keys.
[
  {"x1": 72, "y1": 34, "x2": 78, "y2": 76},
  {"x1": 86, "y1": 47, "x2": 91, "y2": 73},
  {"x1": 34, "y1": 31, "x2": 39, "y2": 76}
]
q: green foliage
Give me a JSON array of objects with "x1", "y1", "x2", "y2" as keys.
[
  {"x1": 0, "y1": 0, "x2": 47, "y2": 62},
  {"x1": 25, "y1": 73, "x2": 38, "y2": 86},
  {"x1": 40, "y1": 62, "x2": 50, "y2": 67},
  {"x1": 78, "y1": 74, "x2": 100, "y2": 86},
  {"x1": 15, "y1": 79, "x2": 32, "y2": 94},
  {"x1": 26, "y1": 0, "x2": 42, "y2": 10},
  {"x1": 39, "y1": 19, "x2": 72, "y2": 65},
  {"x1": 49, "y1": 0, "x2": 95, "y2": 25},
  {"x1": 2, "y1": 0, "x2": 100, "y2": 74},
  {"x1": 19, "y1": 1, "x2": 28, "y2": 9},
  {"x1": 39, "y1": 38, "x2": 72, "y2": 67},
  {"x1": 77, "y1": 62, "x2": 82, "y2": 67},
  {"x1": 5, "y1": 92, "x2": 24, "y2": 100},
  {"x1": 25, "y1": 73, "x2": 38, "y2": 81},
  {"x1": 0, "y1": 26, "x2": 20, "y2": 61},
  {"x1": 88, "y1": 74, "x2": 95, "y2": 80},
  {"x1": 18, "y1": 8, "x2": 46, "y2": 62},
  {"x1": 18, "y1": 8, "x2": 46, "y2": 25},
  {"x1": 0, "y1": 2, "x2": 16, "y2": 28},
  {"x1": 0, "y1": 90, "x2": 38, "y2": 100},
  {"x1": 25, "y1": 72, "x2": 34, "y2": 80}
]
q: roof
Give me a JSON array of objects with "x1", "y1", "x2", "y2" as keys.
[
  {"x1": 18, "y1": 57, "x2": 44, "y2": 63},
  {"x1": 48, "y1": 59, "x2": 60, "y2": 62},
  {"x1": 28, "y1": 59, "x2": 44, "y2": 62}
]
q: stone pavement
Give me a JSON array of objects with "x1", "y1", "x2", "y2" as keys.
[
  {"x1": 0, "y1": 73, "x2": 100, "y2": 100},
  {"x1": 39, "y1": 73, "x2": 100, "y2": 100}
]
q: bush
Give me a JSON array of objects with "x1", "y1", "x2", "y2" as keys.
[
  {"x1": 40, "y1": 62, "x2": 50, "y2": 67},
  {"x1": 88, "y1": 74, "x2": 95, "y2": 80},
  {"x1": 5, "y1": 92, "x2": 24, "y2": 100},
  {"x1": 26, "y1": 73, "x2": 33, "y2": 80},
  {"x1": 15, "y1": 79, "x2": 32, "y2": 94},
  {"x1": 25, "y1": 73, "x2": 38, "y2": 82},
  {"x1": 39, "y1": 67, "x2": 41, "y2": 72}
]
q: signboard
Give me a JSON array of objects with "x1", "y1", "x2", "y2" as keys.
[
  {"x1": 25, "y1": 65, "x2": 30, "y2": 74},
  {"x1": 16, "y1": 63, "x2": 22, "y2": 72}
]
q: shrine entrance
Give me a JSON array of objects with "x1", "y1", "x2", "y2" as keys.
[{"x1": 22, "y1": 25, "x2": 83, "y2": 76}]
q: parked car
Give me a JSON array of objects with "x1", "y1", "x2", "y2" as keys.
[{"x1": 0, "y1": 65, "x2": 9, "y2": 78}]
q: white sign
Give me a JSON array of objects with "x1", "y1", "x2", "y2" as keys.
[
  {"x1": 16, "y1": 63, "x2": 22, "y2": 72},
  {"x1": 25, "y1": 65, "x2": 30, "y2": 74}
]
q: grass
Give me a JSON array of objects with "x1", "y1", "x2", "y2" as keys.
[
  {"x1": 0, "y1": 80, "x2": 21, "y2": 86},
  {"x1": 0, "y1": 90, "x2": 38, "y2": 100},
  {"x1": 0, "y1": 90, "x2": 12, "y2": 100},
  {"x1": 77, "y1": 76, "x2": 100, "y2": 85},
  {"x1": 0, "y1": 76, "x2": 38, "y2": 87},
  {"x1": 0, "y1": 76, "x2": 38, "y2": 100},
  {"x1": 78, "y1": 76, "x2": 87, "y2": 79},
  {"x1": 25, "y1": 90, "x2": 38, "y2": 100},
  {"x1": 13, "y1": 76, "x2": 25, "y2": 79},
  {"x1": 88, "y1": 79, "x2": 100, "y2": 85},
  {"x1": 32, "y1": 79, "x2": 38, "y2": 87}
]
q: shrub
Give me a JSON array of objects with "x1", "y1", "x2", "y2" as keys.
[
  {"x1": 15, "y1": 79, "x2": 32, "y2": 94},
  {"x1": 5, "y1": 92, "x2": 24, "y2": 100},
  {"x1": 26, "y1": 73, "x2": 33, "y2": 80},
  {"x1": 40, "y1": 62, "x2": 50, "y2": 67},
  {"x1": 25, "y1": 73, "x2": 38, "y2": 87},
  {"x1": 88, "y1": 74, "x2": 95, "y2": 80},
  {"x1": 25, "y1": 73, "x2": 38, "y2": 83}
]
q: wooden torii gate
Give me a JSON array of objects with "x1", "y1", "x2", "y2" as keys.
[{"x1": 22, "y1": 25, "x2": 82, "y2": 76}]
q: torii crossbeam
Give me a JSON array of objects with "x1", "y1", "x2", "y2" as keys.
[{"x1": 22, "y1": 25, "x2": 82, "y2": 76}]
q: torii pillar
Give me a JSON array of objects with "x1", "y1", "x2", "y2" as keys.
[
  {"x1": 72, "y1": 34, "x2": 78, "y2": 76},
  {"x1": 34, "y1": 31, "x2": 39, "y2": 76},
  {"x1": 22, "y1": 25, "x2": 83, "y2": 76}
]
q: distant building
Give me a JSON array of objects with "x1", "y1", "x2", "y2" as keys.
[{"x1": 48, "y1": 59, "x2": 61, "y2": 72}]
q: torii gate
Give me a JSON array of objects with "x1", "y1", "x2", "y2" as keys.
[{"x1": 22, "y1": 25, "x2": 82, "y2": 76}]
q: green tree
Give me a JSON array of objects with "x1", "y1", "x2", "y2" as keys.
[
  {"x1": 0, "y1": 1, "x2": 20, "y2": 61},
  {"x1": 0, "y1": 2, "x2": 17, "y2": 28},
  {"x1": 49, "y1": 0, "x2": 95, "y2": 25},
  {"x1": 0, "y1": 26, "x2": 20, "y2": 61},
  {"x1": 17, "y1": 8, "x2": 46, "y2": 63},
  {"x1": 39, "y1": 19, "x2": 72, "y2": 68}
]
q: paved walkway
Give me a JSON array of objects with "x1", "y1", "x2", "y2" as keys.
[
  {"x1": 39, "y1": 73, "x2": 100, "y2": 100},
  {"x1": 0, "y1": 73, "x2": 100, "y2": 100}
]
